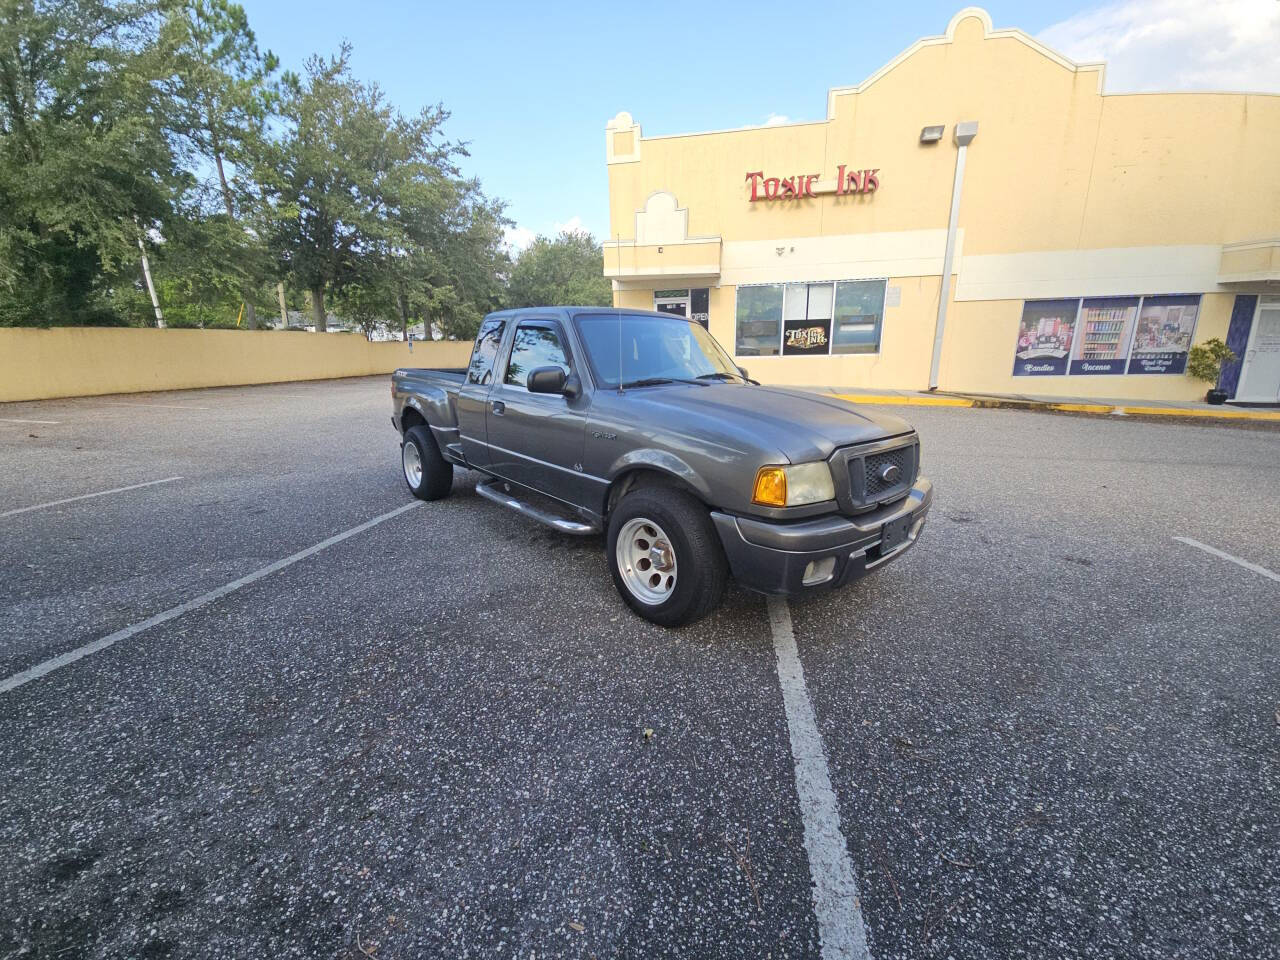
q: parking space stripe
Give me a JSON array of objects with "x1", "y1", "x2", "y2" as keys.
[
  {"x1": 767, "y1": 598, "x2": 872, "y2": 960},
  {"x1": 0, "y1": 501, "x2": 422, "y2": 694},
  {"x1": 0, "y1": 477, "x2": 184, "y2": 519},
  {"x1": 1173, "y1": 537, "x2": 1280, "y2": 583},
  {"x1": 0, "y1": 418, "x2": 62, "y2": 425}
]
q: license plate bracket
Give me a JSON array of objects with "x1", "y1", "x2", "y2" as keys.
[{"x1": 880, "y1": 513, "x2": 912, "y2": 553}]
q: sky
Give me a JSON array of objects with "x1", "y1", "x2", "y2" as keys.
[{"x1": 235, "y1": 0, "x2": 1280, "y2": 250}]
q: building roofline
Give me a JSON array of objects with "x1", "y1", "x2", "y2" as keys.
[
  {"x1": 611, "y1": 6, "x2": 1279, "y2": 150},
  {"x1": 823, "y1": 7, "x2": 1106, "y2": 118}
]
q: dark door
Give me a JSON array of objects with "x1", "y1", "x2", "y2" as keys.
[
  {"x1": 485, "y1": 319, "x2": 594, "y2": 508},
  {"x1": 456, "y1": 317, "x2": 507, "y2": 466}
]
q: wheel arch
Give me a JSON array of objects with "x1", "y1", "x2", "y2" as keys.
[
  {"x1": 400, "y1": 405, "x2": 427, "y2": 435},
  {"x1": 604, "y1": 458, "x2": 713, "y2": 520}
]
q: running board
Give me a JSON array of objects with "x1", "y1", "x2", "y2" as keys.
[{"x1": 475, "y1": 479, "x2": 600, "y2": 536}]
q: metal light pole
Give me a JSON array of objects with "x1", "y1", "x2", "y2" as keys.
[
  {"x1": 136, "y1": 229, "x2": 165, "y2": 329},
  {"x1": 929, "y1": 121, "x2": 978, "y2": 390}
]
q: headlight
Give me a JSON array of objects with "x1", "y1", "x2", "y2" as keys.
[{"x1": 752, "y1": 462, "x2": 835, "y2": 507}]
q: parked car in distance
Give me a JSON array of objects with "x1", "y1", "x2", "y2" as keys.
[{"x1": 392, "y1": 307, "x2": 932, "y2": 626}]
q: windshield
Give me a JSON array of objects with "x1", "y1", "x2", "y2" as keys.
[{"x1": 574, "y1": 312, "x2": 743, "y2": 389}]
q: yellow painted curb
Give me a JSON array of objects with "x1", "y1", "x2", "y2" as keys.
[
  {"x1": 834, "y1": 393, "x2": 975, "y2": 408},
  {"x1": 1044, "y1": 402, "x2": 1118, "y2": 415},
  {"x1": 831, "y1": 393, "x2": 1280, "y2": 422},
  {"x1": 1119, "y1": 405, "x2": 1280, "y2": 421}
]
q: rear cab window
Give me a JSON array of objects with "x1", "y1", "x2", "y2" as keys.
[{"x1": 466, "y1": 318, "x2": 507, "y2": 385}]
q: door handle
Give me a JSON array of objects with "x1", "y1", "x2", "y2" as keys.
[{"x1": 491, "y1": 400, "x2": 505, "y2": 415}]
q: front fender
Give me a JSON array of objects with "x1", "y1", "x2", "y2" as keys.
[{"x1": 607, "y1": 449, "x2": 715, "y2": 504}]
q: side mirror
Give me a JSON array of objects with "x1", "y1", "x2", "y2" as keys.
[
  {"x1": 737, "y1": 365, "x2": 750, "y2": 379},
  {"x1": 527, "y1": 365, "x2": 568, "y2": 394}
]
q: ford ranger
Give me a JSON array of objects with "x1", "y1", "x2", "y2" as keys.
[{"x1": 391, "y1": 307, "x2": 932, "y2": 626}]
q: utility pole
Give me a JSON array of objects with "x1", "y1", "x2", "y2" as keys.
[
  {"x1": 137, "y1": 231, "x2": 165, "y2": 328},
  {"x1": 276, "y1": 282, "x2": 289, "y2": 329}
]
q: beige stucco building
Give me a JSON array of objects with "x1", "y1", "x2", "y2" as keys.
[{"x1": 604, "y1": 7, "x2": 1280, "y2": 403}]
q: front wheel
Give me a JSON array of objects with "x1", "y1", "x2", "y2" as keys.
[
  {"x1": 402, "y1": 424, "x2": 453, "y2": 500},
  {"x1": 606, "y1": 488, "x2": 727, "y2": 627}
]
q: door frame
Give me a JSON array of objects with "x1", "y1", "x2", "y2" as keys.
[{"x1": 1235, "y1": 294, "x2": 1280, "y2": 403}]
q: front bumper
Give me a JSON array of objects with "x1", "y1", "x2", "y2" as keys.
[{"x1": 711, "y1": 477, "x2": 932, "y2": 597}]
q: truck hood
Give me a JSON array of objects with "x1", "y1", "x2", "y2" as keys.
[{"x1": 626, "y1": 383, "x2": 914, "y2": 462}]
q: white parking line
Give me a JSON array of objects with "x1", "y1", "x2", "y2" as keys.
[
  {"x1": 0, "y1": 501, "x2": 422, "y2": 694},
  {"x1": 0, "y1": 418, "x2": 62, "y2": 425},
  {"x1": 0, "y1": 477, "x2": 184, "y2": 519},
  {"x1": 767, "y1": 598, "x2": 872, "y2": 960},
  {"x1": 1173, "y1": 537, "x2": 1280, "y2": 583}
]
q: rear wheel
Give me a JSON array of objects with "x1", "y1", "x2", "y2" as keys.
[
  {"x1": 402, "y1": 424, "x2": 452, "y2": 500},
  {"x1": 606, "y1": 488, "x2": 727, "y2": 627}
]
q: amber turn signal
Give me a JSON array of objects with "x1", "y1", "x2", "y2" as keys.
[{"x1": 752, "y1": 466, "x2": 787, "y2": 506}]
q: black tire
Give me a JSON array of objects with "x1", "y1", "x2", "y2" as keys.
[
  {"x1": 606, "y1": 488, "x2": 728, "y2": 628},
  {"x1": 402, "y1": 424, "x2": 453, "y2": 501}
]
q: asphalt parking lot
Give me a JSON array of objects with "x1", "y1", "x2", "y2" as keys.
[{"x1": 1, "y1": 377, "x2": 1277, "y2": 960}]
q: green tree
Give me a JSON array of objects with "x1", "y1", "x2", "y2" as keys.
[
  {"x1": 505, "y1": 229, "x2": 611, "y2": 310},
  {"x1": 158, "y1": 0, "x2": 279, "y2": 328},
  {"x1": 261, "y1": 46, "x2": 469, "y2": 332},
  {"x1": 0, "y1": 0, "x2": 184, "y2": 325},
  {"x1": 395, "y1": 179, "x2": 509, "y2": 341}
]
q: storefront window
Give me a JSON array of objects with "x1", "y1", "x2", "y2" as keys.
[
  {"x1": 1012, "y1": 299, "x2": 1079, "y2": 376},
  {"x1": 735, "y1": 284, "x2": 784, "y2": 355},
  {"x1": 1011, "y1": 293, "x2": 1201, "y2": 376},
  {"x1": 783, "y1": 283, "x2": 833, "y2": 354},
  {"x1": 1127, "y1": 295, "x2": 1199, "y2": 375},
  {"x1": 832, "y1": 280, "x2": 887, "y2": 354},
  {"x1": 1070, "y1": 297, "x2": 1138, "y2": 375},
  {"x1": 735, "y1": 280, "x2": 889, "y2": 356}
]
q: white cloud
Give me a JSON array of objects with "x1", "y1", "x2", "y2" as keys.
[
  {"x1": 762, "y1": 113, "x2": 790, "y2": 126},
  {"x1": 503, "y1": 225, "x2": 535, "y2": 252},
  {"x1": 504, "y1": 216, "x2": 594, "y2": 253},
  {"x1": 1039, "y1": 0, "x2": 1280, "y2": 93}
]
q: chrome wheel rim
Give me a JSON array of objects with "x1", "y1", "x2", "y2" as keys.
[
  {"x1": 616, "y1": 517, "x2": 677, "y2": 606},
  {"x1": 402, "y1": 441, "x2": 423, "y2": 488}
]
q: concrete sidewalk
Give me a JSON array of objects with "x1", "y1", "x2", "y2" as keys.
[{"x1": 798, "y1": 386, "x2": 1280, "y2": 424}]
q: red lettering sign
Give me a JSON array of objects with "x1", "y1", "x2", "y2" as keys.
[{"x1": 748, "y1": 165, "x2": 881, "y2": 201}]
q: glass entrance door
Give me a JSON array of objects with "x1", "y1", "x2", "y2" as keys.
[
  {"x1": 1236, "y1": 296, "x2": 1280, "y2": 403},
  {"x1": 653, "y1": 288, "x2": 690, "y2": 318}
]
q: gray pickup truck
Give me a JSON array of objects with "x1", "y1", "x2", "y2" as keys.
[{"x1": 392, "y1": 307, "x2": 932, "y2": 626}]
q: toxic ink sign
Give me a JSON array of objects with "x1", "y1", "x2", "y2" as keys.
[{"x1": 745, "y1": 166, "x2": 880, "y2": 202}]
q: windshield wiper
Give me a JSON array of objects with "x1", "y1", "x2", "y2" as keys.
[
  {"x1": 619, "y1": 377, "x2": 707, "y2": 389},
  {"x1": 696, "y1": 372, "x2": 742, "y2": 382}
]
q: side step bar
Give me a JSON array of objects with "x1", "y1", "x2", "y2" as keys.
[{"x1": 475, "y1": 479, "x2": 600, "y2": 536}]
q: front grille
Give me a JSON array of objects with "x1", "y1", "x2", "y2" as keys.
[
  {"x1": 864, "y1": 447, "x2": 909, "y2": 498},
  {"x1": 840, "y1": 438, "x2": 917, "y2": 512}
]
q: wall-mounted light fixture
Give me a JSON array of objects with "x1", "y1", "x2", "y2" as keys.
[{"x1": 919, "y1": 125, "x2": 945, "y2": 144}]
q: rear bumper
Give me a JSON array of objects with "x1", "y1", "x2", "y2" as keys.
[{"x1": 711, "y1": 477, "x2": 932, "y2": 597}]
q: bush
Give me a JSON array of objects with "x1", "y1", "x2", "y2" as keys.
[{"x1": 1186, "y1": 338, "x2": 1236, "y2": 386}]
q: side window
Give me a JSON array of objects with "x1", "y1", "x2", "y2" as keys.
[
  {"x1": 505, "y1": 323, "x2": 570, "y2": 388},
  {"x1": 466, "y1": 318, "x2": 506, "y2": 385},
  {"x1": 735, "y1": 284, "x2": 783, "y2": 356}
]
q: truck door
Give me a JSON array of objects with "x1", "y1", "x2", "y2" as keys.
[
  {"x1": 455, "y1": 317, "x2": 508, "y2": 466},
  {"x1": 485, "y1": 318, "x2": 595, "y2": 508}
]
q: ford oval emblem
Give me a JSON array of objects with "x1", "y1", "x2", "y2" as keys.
[{"x1": 879, "y1": 463, "x2": 902, "y2": 484}]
